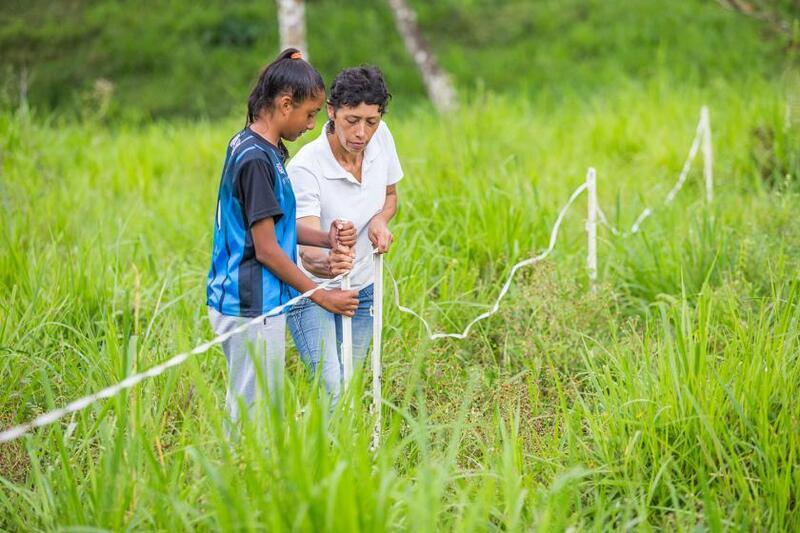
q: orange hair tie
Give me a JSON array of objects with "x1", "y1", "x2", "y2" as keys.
[{"x1": 290, "y1": 52, "x2": 302, "y2": 60}]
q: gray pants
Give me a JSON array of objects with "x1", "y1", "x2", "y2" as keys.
[{"x1": 208, "y1": 307, "x2": 286, "y2": 425}]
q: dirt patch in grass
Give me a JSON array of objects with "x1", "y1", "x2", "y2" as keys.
[{"x1": 0, "y1": 411, "x2": 29, "y2": 484}]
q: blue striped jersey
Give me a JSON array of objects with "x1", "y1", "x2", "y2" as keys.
[{"x1": 206, "y1": 127, "x2": 297, "y2": 317}]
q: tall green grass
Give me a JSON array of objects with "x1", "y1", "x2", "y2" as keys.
[{"x1": 1, "y1": 77, "x2": 799, "y2": 529}]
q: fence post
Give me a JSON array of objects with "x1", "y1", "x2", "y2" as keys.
[
  {"x1": 701, "y1": 105, "x2": 713, "y2": 203},
  {"x1": 371, "y1": 253, "x2": 384, "y2": 449},
  {"x1": 341, "y1": 270, "x2": 354, "y2": 385},
  {"x1": 586, "y1": 167, "x2": 598, "y2": 290}
]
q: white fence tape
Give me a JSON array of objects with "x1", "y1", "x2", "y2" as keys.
[{"x1": 597, "y1": 106, "x2": 712, "y2": 237}]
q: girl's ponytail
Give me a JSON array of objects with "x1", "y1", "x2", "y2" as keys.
[{"x1": 246, "y1": 48, "x2": 324, "y2": 125}]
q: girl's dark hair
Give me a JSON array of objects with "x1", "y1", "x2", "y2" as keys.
[
  {"x1": 246, "y1": 48, "x2": 325, "y2": 125},
  {"x1": 327, "y1": 66, "x2": 391, "y2": 133}
]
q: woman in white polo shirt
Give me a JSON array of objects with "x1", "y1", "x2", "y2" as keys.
[{"x1": 287, "y1": 66, "x2": 401, "y2": 406}]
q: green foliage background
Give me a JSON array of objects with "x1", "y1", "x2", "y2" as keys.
[{"x1": 1, "y1": 0, "x2": 797, "y2": 119}]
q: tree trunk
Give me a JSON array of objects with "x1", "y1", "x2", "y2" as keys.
[
  {"x1": 715, "y1": 0, "x2": 794, "y2": 38},
  {"x1": 276, "y1": 0, "x2": 308, "y2": 60},
  {"x1": 387, "y1": 0, "x2": 458, "y2": 113}
]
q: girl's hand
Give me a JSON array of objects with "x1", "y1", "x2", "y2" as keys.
[{"x1": 312, "y1": 289, "x2": 359, "y2": 316}]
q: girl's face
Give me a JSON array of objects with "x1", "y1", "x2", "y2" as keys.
[
  {"x1": 328, "y1": 103, "x2": 382, "y2": 154},
  {"x1": 280, "y1": 91, "x2": 325, "y2": 142}
]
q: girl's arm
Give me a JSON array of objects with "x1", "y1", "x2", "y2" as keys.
[
  {"x1": 251, "y1": 217, "x2": 358, "y2": 315},
  {"x1": 297, "y1": 220, "x2": 356, "y2": 249}
]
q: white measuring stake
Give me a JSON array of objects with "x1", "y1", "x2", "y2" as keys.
[
  {"x1": 337, "y1": 219, "x2": 355, "y2": 386},
  {"x1": 701, "y1": 105, "x2": 713, "y2": 203},
  {"x1": 341, "y1": 270, "x2": 354, "y2": 384},
  {"x1": 586, "y1": 167, "x2": 598, "y2": 289},
  {"x1": 371, "y1": 253, "x2": 384, "y2": 449}
]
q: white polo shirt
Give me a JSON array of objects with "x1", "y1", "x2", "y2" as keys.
[{"x1": 288, "y1": 121, "x2": 403, "y2": 289}]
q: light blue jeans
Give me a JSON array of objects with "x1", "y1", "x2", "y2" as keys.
[{"x1": 288, "y1": 284, "x2": 373, "y2": 406}]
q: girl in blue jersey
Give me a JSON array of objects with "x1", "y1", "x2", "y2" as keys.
[{"x1": 207, "y1": 48, "x2": 358, "y2": 426}]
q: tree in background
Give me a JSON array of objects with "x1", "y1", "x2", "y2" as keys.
[
  {"x1": 275, "y1": 0, "x2": 457, "y2": 112},
  {"x1": 277, "y1": 0, "x2": 308, "y2": 59},
  {"x1": 387, "y1": 0, "x2": 458, "y2": 112},
  {"x1": 715, "y1": 0, "x2": 799, "y2": 46}
]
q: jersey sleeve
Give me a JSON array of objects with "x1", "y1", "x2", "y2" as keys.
[{"x1": 236, "y1": 159, "x2": 283, "y2": 228}]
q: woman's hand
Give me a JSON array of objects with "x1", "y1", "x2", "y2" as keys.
[
  {"x1": 368, "y1": 217, "x2": 394, "y2": 254},
  {"x1": 329, "y1": 219, "x2": 357, "y2": 249},
  {"x1": 328, "y1": 243, "x2": 355, "y2": 276}
]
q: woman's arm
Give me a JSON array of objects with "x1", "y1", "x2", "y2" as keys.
[{"x1": 368, "y1": 184, "x2": 398, "y2": 253}]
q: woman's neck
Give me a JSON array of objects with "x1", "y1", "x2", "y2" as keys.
[
  {"x1": 249, "y1": 116, "x2": 281, "y2": 147},
  {"x1": 327, "y1": 129, "x2": 360, "y2": 167}
]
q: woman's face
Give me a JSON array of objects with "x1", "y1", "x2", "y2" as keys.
[
  {"x1": 328, "y1": 103, "x2": 382, "y2": 154},
  {"x1": 281, "y1": 91, "x2": 325, "y2": 142}
]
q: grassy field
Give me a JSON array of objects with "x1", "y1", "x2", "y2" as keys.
[
  {"x1": 1, "y1": 73, "x2": 799, "y2": 529},
  {"x1": 2, "y1": 0, "x2": 800, "y2": 529}
]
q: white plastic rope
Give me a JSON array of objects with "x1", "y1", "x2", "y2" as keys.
[
  {"x1": 0, "y1": 254, "x2": 375, "y2": 444},
  {"x1": 597, "y1": 107, "x2": 708, "y2": 237},
  {"x1": 389, "y1": 181, "x2": 589, "y2": 340}
]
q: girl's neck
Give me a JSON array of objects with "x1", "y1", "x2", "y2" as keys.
[{"x1": 249, "y1": 116, "x2": 281, "y2": 147}]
